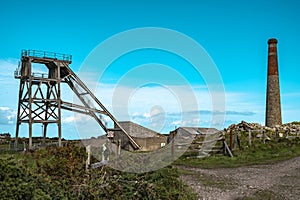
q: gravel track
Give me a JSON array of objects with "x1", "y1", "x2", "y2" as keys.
[{"x1": 179, "y1": 156, "x2": 300, "y2": 199}]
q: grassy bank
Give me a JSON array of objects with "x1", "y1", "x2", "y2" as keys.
[
  {"x1": 174, "y1": 138, "x2": 300, "y2": 168},
  {"x1": 0, "y1": 145, "x2": 196, "y2": 200}
]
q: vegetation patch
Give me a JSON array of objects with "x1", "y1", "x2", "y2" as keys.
[
  {"x1": 0, "y1": 144, "x2": 196, "y2": 199},
  {"x1": 174, "y1": 138, "x2": 300, "y2": 168},
  {"x1": 239, "y1": 190, "x2": 280, "y2": 200},
  {"x1": 178, "y1": 168, "x2": 234, "y2": 190}
]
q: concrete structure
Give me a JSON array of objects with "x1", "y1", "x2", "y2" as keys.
[
  {"x1": 114, "y1": 121, "x2": 167, "y2": 151},
  {"x1": 168, "y1": 127, "x2": 219, "y2": 143},
  {"x1": 265, "y1": 38, "x2": 282, "y2": 127}
]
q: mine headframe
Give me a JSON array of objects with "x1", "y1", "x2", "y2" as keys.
[{"x1": 14, "y1": 50, "x2": 140, "y2": 150}]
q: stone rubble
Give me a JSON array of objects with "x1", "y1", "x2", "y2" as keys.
[{"x1": 225, "y1": 121, "x2": 300, "y2": 138}]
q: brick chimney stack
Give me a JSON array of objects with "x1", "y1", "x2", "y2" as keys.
[{"x1": 265, "y1": 38, "x2": 282, "y2": 127}]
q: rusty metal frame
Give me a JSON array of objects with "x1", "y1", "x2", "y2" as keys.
[{"x1": 15, "y1": 50, "x2": 140, "y2": 150}]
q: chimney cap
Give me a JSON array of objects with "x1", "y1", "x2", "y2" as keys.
[{"x1": 268, "y1": 38, "x2": 278, "y2": 44}]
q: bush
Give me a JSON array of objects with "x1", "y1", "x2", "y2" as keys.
[
  {"x1": 0, "y1": 144, "x2": 196, "y2": 199},
  {"x1": 0, "y1": 158, "x2": 56, "y2": 199}
]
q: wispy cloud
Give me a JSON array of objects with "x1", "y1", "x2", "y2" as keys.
[
  {"x1": 129, "y1": 108, "x2": 256, "y2": 133},
  {"x1": 0, "y1": 107, "x2": 16, "y2": 125},
  {"x1": 0, "y1": 58, "x2": 287, "y2": 138},
  {"x1": 66, "y1": 82, "x2": 262, "y2": 133},
  {"x1": 0, "y1": 59, "x2": 18, "y2": 78},
  {"x1": 175, "y1": 110, "x2": 256, "y2": 116}
]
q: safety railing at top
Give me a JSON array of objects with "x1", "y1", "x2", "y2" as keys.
[
  {"x1": 14, "y1": 69, "x2": 49, "y2": 79},
  {"x1": 14, "y1": 61, "x2": 21, "y2": 78},
  {"x1": 21, "y1": 50, "x2": 72, "y2": 63}
]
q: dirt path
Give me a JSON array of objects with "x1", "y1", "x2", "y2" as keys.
[{"x1": 179, "y1": 156, "x2": 300, "y2": 200}]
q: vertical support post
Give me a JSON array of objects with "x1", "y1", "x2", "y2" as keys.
[
  {"x1": 57, "y1": 62, "x2": 62, "y2": 147},
  {"x1": 28, "y1": 77, "x2": 33, "y2": 149},
  {"x1": 43, "y1": 83, "x2": 50, "y2": 145},
  {"x1": 102, "y1": 140, "x2": 110, "y2": 162},
  {"x1": 263, "y1": 130, "x2": 266, "y2": 144},
  {"x1": 229, "y1": 130, "x2": 233, "y2": 151},
  {"x1": 223, "y1": 129, "x2": 227, "y2": 155},
  {"x1": 43, "y1": 124, "x2": 47, "y2": 145},
  {"x1": 107, "y1": 139, "x2": 111, "y2": 161},
  {"x1": 102, "y1": 143, "x2": 106, "y2": 162},
  {"x1": 86, "y1": 145, "x2": 91, "y2": 171},
  {"x1": 15, "y1": 79, "x2": 24, "y2": 149},
  {"x1": 15, "y1": 123, "x2": 20, "y2": 149},
  {"x1": 248, "y1": 130, "x2": 252, "y2": 147},
  {"x1": 118, "y1": 139, "x2": 121, "y2": 157},
  {"x1": 222, "y1": 130, "x2": 226, "y2": 155},
  {"x1": 235, "y1": 132, "x2": 241, "y2": 149},
  {"x1": 171, "y1": 132, "x2": 175, "y2": 157}
]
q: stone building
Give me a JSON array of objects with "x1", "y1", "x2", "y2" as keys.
[{"x1": 114, "y1": 121, "x2": 167, "y2": 151}]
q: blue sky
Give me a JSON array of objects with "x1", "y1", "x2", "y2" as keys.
[{"x1": 0, "y1": 0, "x2": 299, "y2": 139}]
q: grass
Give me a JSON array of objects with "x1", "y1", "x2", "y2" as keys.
[
  {"x1": 178, "y1": 168, "x2": 232, "y2": 190},
  {"x1": 0, "y1": 144, "x2": 198, "y2": 200},
  {"x1": 174, "y1": 137, "x2": 300, "y2": 199},
  {"x1": 174, "y1": 138, "x2": 300, "y2": 168},
  {"x1": 240, "y1": 190, "x2": 280, "y2": 200},
  {"x1": 2, "y1": 136, "x2": 300, "y2": 199}
]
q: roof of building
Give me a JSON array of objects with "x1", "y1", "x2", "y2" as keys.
[
  {"x1": 172, "y1": 127, "x2": 219, "y2": 135},
  {"x1": 118, "y1": 121, "x2": 166, "y2": 138}
]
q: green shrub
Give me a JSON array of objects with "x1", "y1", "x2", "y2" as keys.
[{"x1": 0, "y1": 144, "x2": 196, "y2": 199}]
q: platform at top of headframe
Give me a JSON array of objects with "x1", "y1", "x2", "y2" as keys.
[
  {"x1": 14, "y1": 50, "x2": 73, "y2": 79},
  {"x1": 21, "y1": 49, "x2": 72, "y2": 63}
]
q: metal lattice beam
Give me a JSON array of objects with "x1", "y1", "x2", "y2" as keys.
[{"x1": 14, "y1": 50, "x2": 140, "y2": 150}]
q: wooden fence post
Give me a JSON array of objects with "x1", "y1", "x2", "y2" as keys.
[
  {"x1": 233, "y1": 131, "x2": 237, "y2": 150},
  {"x1": 171, "y1": 133, "x2": 175, "y2": 157},
  {"x1": 248, "y1": 130, "x2": 251, "y2": 147},
  {"x1": 230, "y1": 130, "x2": 233, "y2": 152}
]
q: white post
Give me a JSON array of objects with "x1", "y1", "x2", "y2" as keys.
[
  {"x1": 86, "y1": 145, "x2": 91, "y2": 171},
  {"x1": 118, "y1": 139, "x2": 121, "y2": 157},
  {"x1": 102, "y1": 142, "x2": 107, "y2": 162}
]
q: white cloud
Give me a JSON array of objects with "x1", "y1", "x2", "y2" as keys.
[
  {"x1": 0, "y1": 106, "x2": 16, "y2": 125},
  {"x1": 2, "y1": 57, "x2": 295, "y2": 137},
  {"x1": 62, "y1": 113, "x2": 94, "y2": 124},
  {"x1": 171, "y1": 120, "x2": 181, "y2": 126},
  {"x1": 0, "y1": 59, "x2": 19, "y2": 78},
  {"x1": 62, "y1": 116, "x2": 77, "y2": 123},
  {"x1": 77, "y1": 82, "x2": 264, "y2": 132},
  {"x1": 143, "y1": 112, "x2": 151, "y2": 118},
  {"x1": 0, "y1": 107, "x2": 10, "y2": 111}
]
